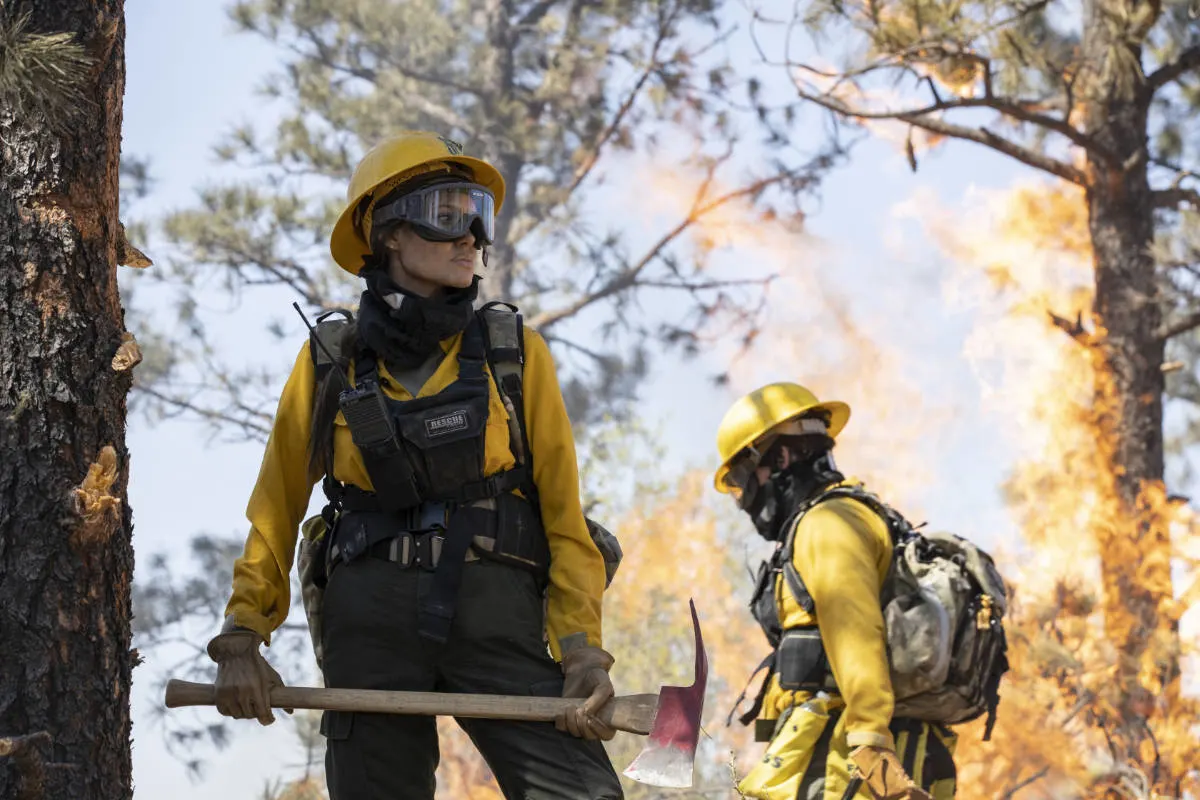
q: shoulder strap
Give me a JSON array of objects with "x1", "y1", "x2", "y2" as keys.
[
  {"x1": 309, "y1": 308, "x2": 355, "y2": 382},
  {"x1": 306, "y1": 308, "x2": 355, "y2": 514},
  {"x1": 477, "y1": 302, "x2": 537, "y2": 496},
  {"x1": 779, "y1": 484, "x2": 896, "y2": 614}
]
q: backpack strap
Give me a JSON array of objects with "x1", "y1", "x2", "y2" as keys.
[
  {"x1": 307, "y1": 309, "x2": 355, "y2": 515},
  {"x1": 309, "y1": 308, "x2": 355, "y2": 383},
  {"x1": 477, "y1": 302, "x2": 538, "y2": 499},
  {"x1": 779, "y1": 485, "x2": 900, "y2": 615}
]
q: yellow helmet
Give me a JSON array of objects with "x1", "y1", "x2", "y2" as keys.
[
  {"x1": 330, "y1": 131, "x2": 507, "y2": 275},
  {"x1": 713, "y1": 382, "x2": 850, "y2": 493}
]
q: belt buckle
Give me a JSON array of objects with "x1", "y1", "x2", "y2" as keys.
[
  {"x1": 414, "y1": 532, "x2": 444, "y2": 570},
  {"x1": 388, "y1": 532, "x2": 414, "y2": 566}
]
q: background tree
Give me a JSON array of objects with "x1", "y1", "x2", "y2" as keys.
[
  {"x1": 131, "y1": 0, "x2": 838, "y2": 441},
  {"x1": 0, "y1": 1, "x2": 140, "y2": 798},
  {"x1": 746, "y1": 0, "x2": 1198, "y2": 792},
  {"x1": 127, "y1": 0, "x2": 838, "y2": 779}
]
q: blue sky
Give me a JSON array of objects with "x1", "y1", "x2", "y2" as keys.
[{"x1": 119, "y1": 1, "x2": 1082, "y2": 797}]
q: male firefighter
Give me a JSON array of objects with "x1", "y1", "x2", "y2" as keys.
[{"x1": 714, "y1": 382, "x2": 956, "y2": 800}]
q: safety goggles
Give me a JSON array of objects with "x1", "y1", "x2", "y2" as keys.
[
  {"x1": 721, "y1": 416, "x2": 831, "y2": 499},
  {"x1": 370, "y1": 181, "x2": 496, "y2": 246}
]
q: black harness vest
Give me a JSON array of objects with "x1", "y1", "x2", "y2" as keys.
[{"x1": 318, "y1": 315, "x2": 550, "y2": 643}]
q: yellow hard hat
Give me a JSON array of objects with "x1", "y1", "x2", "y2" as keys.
[
  {"x1": 330, "y1": 131, "x2": 507, "y2": 275},
  {"x1": 713, "y1": 382, "x2": 850, "y2": 493}
]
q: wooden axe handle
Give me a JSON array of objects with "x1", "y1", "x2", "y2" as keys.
[{"x1": 164, "y1": 680, "x2": 658, "y2": 735}]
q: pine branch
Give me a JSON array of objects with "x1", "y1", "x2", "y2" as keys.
[
  {"x1": 294, "y1": 22, "x2": 482, "y2": 99},
  {"x1": 1145, "y1": 46, "x2": 1200, "y2": 93},
  {"x1": 512, "y1": 11, "x2": 674, "y2": 243},
  {"x1": 794, "y1": 88, "x2": 1088, "y2": 185},
  {"x1": 0, "y1": 8, "x2": 94, "y2": 128}
]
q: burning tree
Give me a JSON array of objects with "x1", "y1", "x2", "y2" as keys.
[{"x1": 744, "y1": 0, "x2": 1199, "y2": 794}]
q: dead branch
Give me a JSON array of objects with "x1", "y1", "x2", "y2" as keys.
[
  {"x1": 790, "y1": 88, "x2": 1089, "y2": 185},
  {"x1": 1048, "y1": 309, "x2": 1098, "y2": 344},
  {"x1": 1002, "y1": 767, "x2": 1050, "y2": 798},
  {"x1": 802, "y1": 72, "x2": 1101, "y2": 157}
]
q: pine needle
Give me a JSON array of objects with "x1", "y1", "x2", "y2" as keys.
[{"x1": 0, "y1": 5, "x2": 94, "y2": 127}]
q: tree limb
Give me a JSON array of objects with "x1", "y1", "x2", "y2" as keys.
[
  {"x1": 899, "y1": 115, "x2": 1088, "y2": 185},
  {"x1": 132, "y1": 383, "x2": 273, "y2": 440},
  {"x1": 529, "y1": 170, "x2": 799, "y2": 330},
  {"x1": 1002, "y1": 767, "x2": 1050, "y2": 799},
  {"x1": 797, "y1": 69, "x2": 1105, "y2": 159},
  {"x1": 793, "y1": 88, "x2": 1090, "y2": 185},
  {"x1": 1152, "y1": 187, "x2": 1200, "y2": 210},
  {"x1": 296, "y1": 23, "x2": 482, "y2": 98},
  {"x1": 1048, "y1": 309, "x2": 1099, "y2": 345},
  {"x1": 1155, "y1": 310, "x2": 1200, "y2": 341},
  {"x1": 1145, "y1": 46, "x2": 1200, "y2": 94}
]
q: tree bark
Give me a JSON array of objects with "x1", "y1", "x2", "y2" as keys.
[
  {"x1": 1080, "y1": 0, "x2": 1174, "y2": 775},
  {"x1": 0, "y1": 2, "x2": 134, "y2": 799}
]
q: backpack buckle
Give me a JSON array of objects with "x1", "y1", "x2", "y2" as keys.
[{"x1": 975, "y1": 595, "x2": 994, "y2": 630}]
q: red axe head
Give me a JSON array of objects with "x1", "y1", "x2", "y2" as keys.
[{"x1": 622, "y1": 599, "x2": 708, "y2": 788}]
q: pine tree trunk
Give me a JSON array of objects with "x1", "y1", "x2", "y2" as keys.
[
  {"x1": 0, "y1": 2, "x2": 134, "y2": 799},
  {"x1": 1080, "y1": 0, "x2": 1174, "y2": 779}
]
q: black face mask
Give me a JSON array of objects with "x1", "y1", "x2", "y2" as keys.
[
  {"x1": 739, "y1": 443, "x2": 841, "y2": 542},
  {"x1": 356, "y1": 268, "x2": 480, "y2": 370}
]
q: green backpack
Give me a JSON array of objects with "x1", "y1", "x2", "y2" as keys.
[{"x1": 780, "y1": 485, "x2": 1010, "y2": 737}]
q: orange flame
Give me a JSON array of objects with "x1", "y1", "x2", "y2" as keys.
[{"x1": 900, "y1": 180, "x2": 1200, "y2": 797}]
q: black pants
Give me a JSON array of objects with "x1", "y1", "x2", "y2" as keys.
[{"x1": 320, "y1": 556, "x2": 624, "y2": 800}]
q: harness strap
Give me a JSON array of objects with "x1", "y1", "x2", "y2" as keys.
[
  {"x1": 478, "y1": 302, "x2": 539, "y2": 501},
  {"x1": 727, "y1": 651, "x2": 776, "y2": 728},
  {"x1": 418, "y1": 504, "x2": 492, "y2": 643}
]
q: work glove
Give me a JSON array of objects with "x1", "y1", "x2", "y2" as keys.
[
  {"x1": 206, "y1": 618, "x2": 287, "y2": 726},
  {"x1": 555, "y1": 645, "x2": 617, "y2": 741},
  {"x1": 849, "y1": 745, "x2": 933, "y2": 800}
]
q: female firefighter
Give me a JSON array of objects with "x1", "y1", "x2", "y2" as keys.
[
  {"x1": 714, "y1": 383, "x2": 955, "y2": 800},
  {"x1": 204, "y1": 131, "x2": 624, "y2": 799}
]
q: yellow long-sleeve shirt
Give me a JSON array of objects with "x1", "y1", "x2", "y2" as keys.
[
  {"x1": 223, "y1": 324, "x2": 606, "y2": 658},
  {"x1": 762, "y1": 490, "x2": 896, "y2": 750}
]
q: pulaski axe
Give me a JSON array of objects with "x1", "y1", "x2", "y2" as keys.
[{"x1": 165, "y1": 600, "x2": 708, "y2": 788}]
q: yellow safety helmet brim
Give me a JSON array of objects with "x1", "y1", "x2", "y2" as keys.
[
  {"x1": 713, "y1": 382, "x2": 850, "y2": 494},
  {"x1": 330, "y1": 132, "x2": 506, "y2": 275}
]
